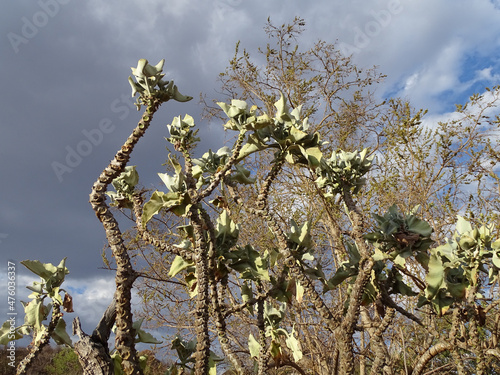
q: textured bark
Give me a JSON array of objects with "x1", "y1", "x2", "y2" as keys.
[
  {"x1": 200, "y1": 208, "x2": 246, "y2": 374},
  {"x1": 366, "y1": 307, "x2": 395, "y2": 375},
  {"x1": 73, "y1": 316, "x2": 113, "y2": 375},
  {"x1": 89, "y1": 96, "x2": 161, "y2": 375},
  {"x1": 336, "y1": 188, "x2": 374, "y2": 375},
  {"x1": 411, "y1": 342, "x2": 454, "y2": 375},
  {"x1": 257, "y1": 292, "x2": 268, "y2": 375},
  {"x1": 71, "y1": 297, "x2": 117, "y2": 375},
  {"x1": 190, "y1": 207, "x2": 211, "y2": 375}
]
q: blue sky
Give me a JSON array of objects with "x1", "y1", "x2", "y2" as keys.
[{"x1": 1, "y1": 0, "x2": 500, "y2": 347}]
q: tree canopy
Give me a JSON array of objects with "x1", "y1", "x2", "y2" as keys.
[{"x1": 3, "y1": 17, "x2": 500, "y2": 375}]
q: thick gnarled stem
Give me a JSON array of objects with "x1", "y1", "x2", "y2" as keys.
[{"x1": 89, "y1": 96, "x2": 161, "y2": 375}]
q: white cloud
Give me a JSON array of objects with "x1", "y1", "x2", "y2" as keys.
[
  {"x1": 64, "y1": 275, "x2": 141, "y2": 332},
  {"x1": 366, "y1": 0, "x2": 500, "y2": 111}
]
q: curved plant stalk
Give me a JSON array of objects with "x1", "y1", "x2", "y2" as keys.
[
  {"x1": 252, "y1": 156, "x2": 340, "y2": 331},
  {"x1": 256, "y1": 284, "x2": 268, "y2": 375},
  {"x1": 89, "y1": 96, "x2": 162, "y2": 375},
  {"x1": 448, "y1": 308, "x2": 466, "y2": 375},
  {"x1": 466, "y1": 281, "x2": 486, "y2": 375},
  {"x1": 132, "y1": 193, "x2": 194, "y2": 262},
  {"x1": 336, "y1": 188, "x2": 375, "y2": 375},
  {"x1": 411, "y1": 342, "x2": 454, "y2": 375},
  {"x1": 188, "y1": 206, "x2": 211, "y2": 375},
  {"x1": 198, "y1": 208, "x2": 245, "y2": 374},
  {"x1": 366, "y1": 307, "x2": 395, "y2": 375},
  {"x1": 17, "y1": 304, "x2": 63, "y2": 375}
]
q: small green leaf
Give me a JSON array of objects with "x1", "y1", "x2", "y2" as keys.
[
  {"x1": 456, "y1": 216, "x2": 473, "y2": 234},
  {"x1": 295, "y1": 280, "x2": 304, "y2": 303},
  {"x1": 136, "y1": 328, "x2": 162, "y2": 344},
  {"x1": 285, "y1": 327, "x2": 303, "y2": 362},
  {"x1": 241, "y1": 282, "x2": 254, "y2": 315},
  {"x1": 111, "y1": 351, "x2": 123, "y2": 375},
  {"x1": 168, "y1": 256, "x2": 194, "y2": 277},
  {"x1": 425, "y1": 248, "x2": 445, "y2": 300},
  {"x1": 51, "y1": 318, "x2": 72, "y2": 347},
  {"x1": 21, "y1": 259, "x2": 65, "y2": 283},
  {"x1": 0, "y1": 321, "x2": 24, "y2": 345},
  {"x1": 406, "y1": 216, "x2": 433, "y2": 236},
  {"x1": 248, "y1": 334, "x2": 261, "y2": 358},
  {"x1": 24, "y1": 299, "x2": 47, "y2": 331},
  {"x1": 493, "y1": 252, "x2": 500, "y2": 268}
]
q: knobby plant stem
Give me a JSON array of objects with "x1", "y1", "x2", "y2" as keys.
[
  {"x1": 337, "y1": 187, "x2": 374, "y2": 375},
  {"x1": 189, "y1": 207, "x2": 211, "y2": 375},
  {"x1": 89, "y1": 96, "x2": 161, "y2": 375},
  {"x1": 254, "y1": 155, "x2": 340, "y2": 333},
  {"x1": 197, "y1": 209, "x2": 245, "y2": 374},
  {"x1": 17, "y1": 304, "x2": 63, "y2": 375}
]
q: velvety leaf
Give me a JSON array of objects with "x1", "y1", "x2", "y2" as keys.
[
  {"x1": 51, "y1": 318, "x2": 72, "y2": 347},
  {"x1": 0, "y1": 321, "x2": 24, "y2": 345},
  {"x1": 241, "y1": 282, "x2": 254, "y2": 315},
  {"x1": 142, "y1": 191, "x2": 186, "y2": 226},
  {"x1": 111, "y1": 352, "x2": 123, "y2": 375},
  {"x1": 274, "y1": 93, "x2": 290, "y2": 122},
  {"x1": 431, "y1": 290, "x2": 454, "y2": 316},
  {"x1": 493, "y1": 252, "x2": 500, "y2": 269},
  {"x1": 21, "y1": 260, "x2": 58, "y2": 281},
  {"x1": 392, "y1": 272, "x2": 417, "y2": 296},
  {"x1": 136, "y1": 328, "x2": 162, "y2": 344},
  {"x1": 168, "y1": 256, "x2": 194, "y2": 277},
  {"x1": 492, "y1": 239, "x2": 500, "y2": 250},
  {"x1": 208, "y1": 352, "x2": 224, "y2": 375},
  {"x1": 406, "y1": 216, "x2": 433, "y2": 236},
  {"x1": 248, "y1": 333, "x2": 261, "y2": 358},
  {"x1": 295, "y1": 280, "x2": 304, "y2": 303},
  {"x1": 24, "y1": 299, "x2": 46, "y2": 330},
  {"x1": 456, "y1": 216, "x2": 473, "y2": 234},
  {"x1": 303, "y1": 146, "x2": 322, "y2": 168},
  {"x1": 289, "y1": 126, "x2": 308, "y2": 142},
  {"x1": 142, "y1": 191, "x2": 167, "y2": 226},
  {"x1": 425, "y1": 249, "x2": 445, "y2": 300},
  {"x1": 285, "y1": 327, "x2": 303, "y2": 362},
  {"x1": 171, "y1": 336, "x2": 196, "y2": 364},
  {"x1": 329, "y1": 266, "x2": 356, "y2": 286},
  {"x1": 372, "y1": 248, "x2": 390, "y2": 261}
]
